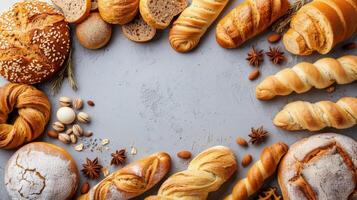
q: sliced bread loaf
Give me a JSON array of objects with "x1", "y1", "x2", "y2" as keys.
[
  {"x1": 122, "y1": 15, "x2": 156, "y2": 42},
  {"x1": 139, "y1": 0, "x2": 187, "y2": 29},
  {"x1": 51, "y1": 0, "x2": 91, "y2": 23}
]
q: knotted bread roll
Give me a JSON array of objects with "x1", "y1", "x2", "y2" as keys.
[{"x1": 0, "y1": 83, "x2": 51, "y2": 149}]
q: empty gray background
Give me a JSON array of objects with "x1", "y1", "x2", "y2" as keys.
[{"x1": 0, "y1": 0, "x2": 356, "y2": 199}]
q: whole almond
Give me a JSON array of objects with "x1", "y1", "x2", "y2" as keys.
[
  {"x1": 236, "y1": 137, "x2": 248, "y2": 147},
  {"x1": 342, "y1": 42, "x2": 356, "y2": 50},
  {"x1": 84, "y1": 131, "x2": 93, "y2": 137},
  {"x1": 267, "y1": 33, "x2": 282, "y2": 43},
  {"x1": 241, "y1": 154, "x2": 253, "y2": 167},
  {"x1": 87, "y1": 100, "x2": 95, "y2": 107},
  {"x1": 73, "y1": 98, "x2": 83, "y2": 110},
  {"x1": 77, "y1": 112, "x2": 90, "y2": 124},
  {"x1": 52, "y1": 122, "x2": 65, "y2": 132},
  {"x1": 47, "y1": 130, "x2": 59, "y2": 139},
  {"x1": 248, "y1": 69, "x2": 260, "y2": 81},
  {"x1": 59, "y1": 96, "x2": 72, "y2": 107},
  {"x1": 58, "y1": 133, "x2": 70, "y2": 144},
  {"x1": 80, "y1": 182, "x2": 90, "y2": 194},
  {"x1": 177, "y1": 150, "x2": 192, "y2": 159},
  {"x1": 70, "y1": 134, "x2": 77, "y2": 144},
  {"x1": 72, "y1": 124, "x2": 83, "y2": 137}
]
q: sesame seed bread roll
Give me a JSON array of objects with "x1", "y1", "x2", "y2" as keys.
[{"x1": 0, "y1": 0, "x2": 70, "y2": 84}]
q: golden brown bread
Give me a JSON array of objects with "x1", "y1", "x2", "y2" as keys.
[
  {"x1": 225, "y1": 142, "x2": 288, "y2": 200},
  {"x1": 274, "y1": 97, "x2": 357, "y2": 131},
  {"x1": 51, "y1": 0, "x2": 91, "y2": 23},
  {"x1": 0, "y1": 83, "x2": 51, "y2": 149},
  {"x1": 145, "y1": 146, "x2": 237, "y2": 200},
  {"x1": 283, "y1": 0, "x2": 357, "y2": 55},
  {"x1": 278, "y1": 133, "x2": 357, "y2": 200},
  {"x1": 98, "y1": 0, "x2": 139, "y2": 24},
  {"x1": 256, "y1": 55, "x2": 357, "y2": 100},
  {"x1": 216, "y1": 0, "x2": 289, "y2": 48},
  {"x1": 169, "y1": 0, "x2": 229, "y2": 53},
  {"x1": 77, "y1": 152, "x2": 171, "y2": 200},
  {"x1": 0, "y1": 0, "x2": 70, "y2": 84}
]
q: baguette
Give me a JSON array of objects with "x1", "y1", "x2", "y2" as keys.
[
  {"x1": 169, "y1": 0, "x2": 229, "y2": 53},
  {"x1": 274, "y1": 97, "x2": 357, "y2": 131},
  {"x1": 51, "y1": 0, "x2": 91, "y2": 23},
  {"x1": 216, "y1": 0, "x2": 289, "y2": 49},
  {"x1": 77, "y1": 152, "x2": 171, "y2": 200},
  {"x1": 225, "y1": 142, "x2": 288, "y2": 200},
  {"x1": 256, "y1": 55, "x2": 357, "y2": 100}
]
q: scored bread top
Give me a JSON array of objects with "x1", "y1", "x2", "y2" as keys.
[
  {"x1": 0, "y1": 0, "x2": 70, "y2": 84},
  {"x1": 122, "y1": 15, "x2": 156, "y2": 42}
]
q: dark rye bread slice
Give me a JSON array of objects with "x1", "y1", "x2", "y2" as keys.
[
  {"x1": 51, "y1": 0, "x2": 91, "y2": 23},
  {"x1": 139, "y1": 0, "x2": 187, "y2": 29},
  {"x1": 122, "y1": 15, "x2": 156, "y2": 42}
]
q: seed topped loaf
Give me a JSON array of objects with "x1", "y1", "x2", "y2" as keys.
[{"x1": 0, "y1": 0, "x2": 70, "y2": 84}]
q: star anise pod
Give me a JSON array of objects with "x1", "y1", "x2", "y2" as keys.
[
  {"x1": 111, "y1": 149, "x2": 126, "y2": 165},
  {"x1": 249, "y1": 126, "x2": 268, "y2": 144},
  {"x1": 266, "y1": 47, "x2": 286, "y2": 65},
  {"x1": 81, "y1": 157, "x2": 102, "y2": 179},
  {"x1": 258, "y1": 187, "x2": 282, "y2": 200},
  {"x1": 246, "y1": 46, "x2": 264, "y2": 67}
]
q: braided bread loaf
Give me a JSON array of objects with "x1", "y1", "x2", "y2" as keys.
[
  {"x1": 225, "y1": 142, "x2": 288, "y2": 200},
  {"x1": 77, "y1": 152, "x2": 171, "y2": 200},
  {"x1": 256, "y1": 55, "x2": 357, "y2": 100},
  {"x1": 0, "y1": 83, "x2": 51, "y2": 149},
  {"x1": 169, "y1": 0, "x2": 229, "y2": 53},
  {"x1": 146, "y1": 146, "x2": 237, "y2": 200},
  {"x1": 274, "y1": 97, "x2": 357, "y2": 131},
  {"x1": 216, "y1": 0, "x2": 289, "y2": 48}
]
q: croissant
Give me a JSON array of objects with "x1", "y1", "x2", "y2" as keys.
[
  {"x1": 283, "y1": 0, "x2": 357, "y2": 55},
  {"x1": 0, "y1": 83, "x2": 51, "y2": 149},
  {"x1": 216, "y1": 0, "x2": 289, "y2": 48},
  {"x1": 77, "y1": 152, "x2": 171, "y2": 200},
  {"x1": 146, "y1": 146, "x2": 237, "y2": 200},
  {"x1": 169, "y1": 0, "x2": 229, "y2": 53},
  {"x1": 225, "y1": 142, "x2": 288, "y2": 200},
  {"x1": 274, "y1": 97, "x2": 357, "y2": 131},
  {"x1": 256, "y1": 55, "x2": 357, "y2": 100}
]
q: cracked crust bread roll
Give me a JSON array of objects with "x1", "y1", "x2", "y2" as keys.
[
  {"x1": 5, "y1": 142, "x2": 79, "y2": 200},
  {"x1": 278, "y1": 133, "x2": 357, "y2": 200}
]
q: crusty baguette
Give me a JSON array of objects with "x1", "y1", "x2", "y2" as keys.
[
  {"x1": 77, "y1": 152, "x2": 171, "y2": 200},
  {"x1": 274, "y1": 97, "x2": 357, "y2": 131},
  {"x1": 98, "y1": 0, "x2": 139, "y2": 24},
  {"x1": 256, "y1": 55, "x2": 357, "y2": 100},
  {"x1": 145, "y1": 146, "x2": 237, "y2": 200},
  {"x1": 216, "y1": 0, "x2": 289, "y2": 49},
  {"x1": 169, "y1": 0, "x2": 229, "y2": 53},
  {"x1": 139, "y1": 0, "x2": 187, "y2": 29},
  {"x1": 122, "y1": 14, "x2": 156, "y2": 42},
  {"x1": 225, "y1": 143, "x2": 288, "y2": 200},
  {"x1": 283, "y1": 0, "x2": 357, "y2": 55},
  {"x1": 51, "y1": 0, "x2": 91, "y2": 23}
]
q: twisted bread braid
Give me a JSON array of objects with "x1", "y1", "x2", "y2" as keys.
[
  {"x1": 216, "y1": 0, "x2": 289, "y2": 48},
  {"x1": 256, "y1": 55, "x2": 357, "y2": 100},
  {"x1": 225, "y1": 142, "x2": 288, "y2": 200},
  {"x1": 274, "y1": 97, "x2": 357, "y2": 131},
  {"x1": 146, "y1": 146, "x2": 237, "y2": 200},
  {"x1": 78, "y1": 152, "x2": 171, "y2": 200},
  {"x1": 169, "y1": 0, "x2": 229, "y2": 53},
  {"x1": 0, "y1": 83, "x2": 50, "y2": 149}
]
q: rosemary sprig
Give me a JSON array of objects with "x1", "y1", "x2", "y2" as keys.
[{"x1": 272, "y1": 0, "x2": 312, "y2": 33}]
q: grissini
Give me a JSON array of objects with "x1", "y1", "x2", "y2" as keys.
[
  {"x1": 216, "y1": 0, "x2": 289, "y2": 49},
  {"x1": 256, "y1": 55, "x2": 357, "y2": 100},
  {"x1": 274, "y1": 97, "x2": 357, "y2": 131},
  {"x1": 146, "y1": 146, "x2": 237, "y2": 200},
  {"x1": 225, "y1": 142, "x2": 288, "y2": 200},
  {"x1": 77, "y1": 152, "x2": 171, "y2": 200},
  {"x1": 169, "y1": 0, "x2": 230, "y2": 53}
]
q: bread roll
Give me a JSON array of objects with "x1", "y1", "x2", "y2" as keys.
[
  {"x1": 216, "y1": 0, "x2": 289, "y2": 48},
  {"x1": 146, "y1": 146, "x2": 237, "y2": 200},
  {"x1": 5, "y1": 142, "x2": 79, "y2": 200},
  {"x1": 278, "y1": 133, "x2": 357, "y2": 200},
  {"x1": 78, "y1": 152, "x2": 171, "y2": 200},
  {"x1": 98, "y1": 0, "x2": 139, "y2": 24}
]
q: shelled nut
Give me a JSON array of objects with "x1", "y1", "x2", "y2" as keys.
[
  {"x1": 75, "y1": 143, "x2": 84, "y2": 152},
  {"x1": 84, "y1": 131, "x2": 93, "y2": 137},
  {"x1": 47, "y1": 130, "x2": 59, "y2": 139},
  {"x1": 70, "y1": 134, "x2": 77, "y2": 144},
  {"x1": 59, "y1": 96, "x2": 72, "y2": 107},
  {"x1": 52, "y1": 122, "x2": 65, "y2": 132},
  {"x1": 58, "y1": 133, "x2": 70, "y2": 144},
  {"x1": 77, "y1": 112, "x2": 90, "y2": 123},
  {"x1": 66, "y1": 128, "x2": 73, "y2": 135},
  {"x1": 72, "y1": 124, "x2": 83, "y2": 137},
  {"x1": 73, "y1": 98, "x2": 83, "y2": 110}
]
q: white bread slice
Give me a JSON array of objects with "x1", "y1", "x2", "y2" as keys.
[
  {"x1": 139, "y1": 0, "x2": 187, "y2": 29},
  {"x1": 51, "y1": 0, "x2": 91, "y2": 23},
  {"x1": 122, "y1": 15, "x2": 156, "y2": 42}
]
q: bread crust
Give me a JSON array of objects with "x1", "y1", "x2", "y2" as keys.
[
  {"x1": 98, "y1": 0, "x2": 139, "y2": 24},
  {"x1": 51, "y1": 0, "x2": 91, "y2": 23}
]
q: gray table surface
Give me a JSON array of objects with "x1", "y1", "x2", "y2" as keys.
[{"x1": 0, "y1": 0, "x2": 356, "y2": 199}]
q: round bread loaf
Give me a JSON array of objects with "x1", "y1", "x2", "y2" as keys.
[
  {"x1": 278, "y1": 133, "x2": 357, "y2": 200},
  {"x1": 5, "y1": 142, "x2": 79, "y2": 200},
  {"x1": 0, "y1": 1, "x2": 70, "y2": 84}
]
